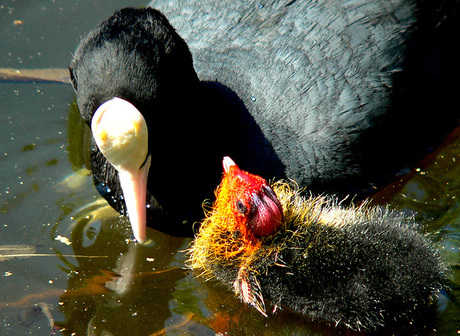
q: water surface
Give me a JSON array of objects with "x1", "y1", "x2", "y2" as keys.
[{"x1": 0, "y1": 1, "x2": 458, "y2": 335}]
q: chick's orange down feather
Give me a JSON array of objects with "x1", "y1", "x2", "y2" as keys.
[{"x1": 188, "y1": 157, "x2": 447, "y2": 331}]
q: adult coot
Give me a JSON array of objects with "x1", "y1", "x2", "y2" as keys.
[
  {"x1": 188, "y1": 156, "x2": 446, "y2": 330},
  {"x1": 69, "y1": 8, "x2": 206, "y2": 241},
  {"x1": 69, "y1": 3, "x2": 458, "y2": 242}
]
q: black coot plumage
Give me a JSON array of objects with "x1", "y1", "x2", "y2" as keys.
[
  {"x1": 69, "y1": 8, "x2": 207, "y2": 241},
  {"x1": 69, "y1": 3, "x2": 458, "y2": 241}
]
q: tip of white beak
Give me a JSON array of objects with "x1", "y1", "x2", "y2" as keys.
[{"x1": 223, "y1": 156, "x2": 236, "y2": 173}]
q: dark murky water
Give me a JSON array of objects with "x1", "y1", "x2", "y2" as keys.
[{"x1": 0, "y1": 1, "x2": 459, "y2": 335}]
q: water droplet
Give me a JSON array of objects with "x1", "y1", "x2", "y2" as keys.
[{"x1": 251, "y1": 96, "x2": 256, "y2": 102}]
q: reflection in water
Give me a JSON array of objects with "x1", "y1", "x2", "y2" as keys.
[{"x1": 55, "y1": 215, "x2": 189, "y2": 335}]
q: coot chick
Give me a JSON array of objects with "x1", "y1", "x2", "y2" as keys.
[{"x1": 188, "y1": 157, "x2": 446, "y2": 330}]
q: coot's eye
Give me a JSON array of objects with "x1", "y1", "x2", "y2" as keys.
[{"x1": 236, "y1": 200, "x2": 247, "y2": 214}]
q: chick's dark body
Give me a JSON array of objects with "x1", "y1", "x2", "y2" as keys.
[
  {"x1": 262, "y1": 223, "x2": 440, "y2": 329},
  {"x1": 208, "y1": 194, "x2": 445, "y2": 330}
]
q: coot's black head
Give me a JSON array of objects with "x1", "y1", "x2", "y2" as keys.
[
  {"x1": 69, "y1": 7, "x2": 198, "y2": 122},
  {"x1": 69, "y1": 7, "x2": 200, "y2": 242}
]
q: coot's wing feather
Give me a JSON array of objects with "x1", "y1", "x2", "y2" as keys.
[{"x1": 150, "y1": 0, "x2": 415, "y2": 191}]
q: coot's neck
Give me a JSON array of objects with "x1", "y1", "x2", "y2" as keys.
[{"x1": 195, "y1": 81, "x2": 287, "y2": 182}]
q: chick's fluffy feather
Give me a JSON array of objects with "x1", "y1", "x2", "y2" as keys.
[{"x1": 188, "y1": 181, "x2": 446, "y2": 330}]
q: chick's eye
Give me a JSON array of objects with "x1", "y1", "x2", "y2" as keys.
[{"x1": 236, "y1": 200, "x2": 247, "y2": 214}]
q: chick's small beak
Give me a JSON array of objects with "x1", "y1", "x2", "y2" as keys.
[
  {"x1": 249, "y1": 185, "x2": 283, "y2": 237},
  {"x1": 223, "y1": 156, "x2": 236, "y2": 173},
  {"x1": 118, "y1": 155, "x2": 151, "y2": 243}
]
